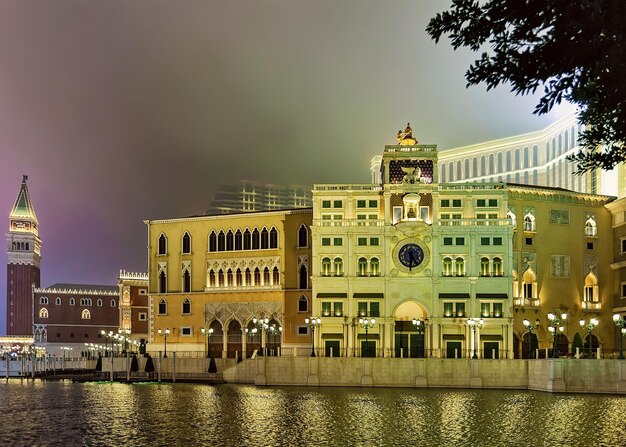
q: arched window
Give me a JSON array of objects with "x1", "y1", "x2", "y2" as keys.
[
  {"x1": 298, "y1": 225, "x2": 308, "y2": 248},
  {"x1": 111, "y1": 299, "x2": 116, "y2": 307},
  {"x1": 245, "y1": 268, "x2": 252, "y2": 286},
  {"x1": 298, "y1": 296, "x2": 308, "y2": 312},
  {"x1": 217, "y1": 231, "x2": 225, "y2": 251},
  {"x1": 441, "y1": 165, "x2": 446, "y2": 183},
  {"x1": 182, "y1": 298, "x2": 191, "y2": 314},
  {"x1": 523, "y1": 147, "x2": 529, "y2": 168},
  {"x1": 564, "y1": 130, "x2": 569, "y2": 151},
  {"x1": 480, "y1": 257, "x2": 490, "y2": 277},
  {"x1": 40, "y1": 296, "x2": 48, "y2": 305},
  {"x1": 506, "y1": 151, "x2": 512, "y2": 171},
  {"x1": 584, "y1": 273, "x2": 599, "y2": 302},
  {"x1": 158, "y1": 299, "x2": 167, "y2": 315},
  {"x1": 227, "y1": 269, "x2": 234, "y2": 287},
  {"x1": 226, "y1": 230, "x2": 234, "y2": 251},
  {"x1": 558, "y1": 134, "x2": 562, "y2": 156},
  {"x1": 507, "y1": 210, "x2": 516, "y2": 227},
  {"x1": 514, "y1": 149, "x2": 520, "y2": 170},
  {"x1": 39, "y1": 308, "x2": 48, "y2": 319},
  {"x1": 321, "y1": 258, "x2": 331, "y2": 276},
  {"x1": 523, "y1": 214, "x2": 535, "y2": 232},
  {"x1": 370, "y1": 258, "x2": 380, "y2": 276},
  {"x1": 448, "y1": 162, "x2": 454, "y2": 181},
  {"x1": 455, "y1": 257, "x2": 465, "y2": 276},
  {"x1": 209, "y1": 231, "x2": 217, "y2": 252},
  {"x1": 533, "y1": 170, "x2": 538, "y2": 185},
  {"x1": 243, "y1": 229, "x2": 251, "y2": 250},
  {"x1": 585, "y1": 218, "x2": 597, "y2": 236},
  {"x1": 183, "y1": 270, "x2": 191, "y2": 293},
  {"x1": 235, "y1": 230, "x2": 243, "y2": 250},
  {"x1": 456, "y1": 160, "x2": 462, "y2": 180},
  {"x1": 512, "y1": 270, "x2": 519, "y2": 299},
  {"x1": 97, "y1": 299, "x2": 102, "y2": 306},
  {"x1": 472, "y1": 157, "x2": 478, "y2": 177},
  {"x1": 81, "y1": 309, "x2": 91, "y2": 320},
  {"x1": 497, "y1": 152, "x2": 503, "y2": 173},
  {"x1": 182, "y1": 232, "x2": 191, "y2": 254},
  {"x1": 442, "y1": 257, "x2": 452, "y2": 277},
  {"x1": 263, "y1": 267, "x2": 271, "y2": 285},
  {"x1": 269, "y1": 227, "x2": 278, "y2": 249},
  {"x1": 69, "y1": 297, "x2": 75, "y2": 306},
  {"x1": 55, "y1": 297, "x2": 61, "y2": 305},
  {"x1": 254, "y1": 267, "x2": 261, "y2": 285},
  {"x1": 522, "y1": 269, "x2": 537, "y2": 300},
  {"x1": 252, "y1": 229, "x2": 260, "y2": 250},
  {"x1": 480, "y1": 156, "x2": 486, "y2": 176},
  {"x1": 464, "y1": 159, "x2": 470, "y2": 179},
  {"x1": 334, "y1": 257, "x2": 343, "y2": 276},
  {"x1": 532, "y1": 145, "x2": 538, "y2": 167},
  {"x1": 493, "y1": 258, "x2": 502, "y2": 277},
  {"x1": 260, "y1": 228, "x2": 269, "y2": 249},
  {"x1": 209, "y1": 269, "x2": 216, "y2": 288},
  {"x1": 299, "y1": 265, "x2": 308, "y2": 289},
  {"x1": 159, "y1": 271, "x2": 167, "y2": 293},
  {"x1": 158, "y1": 234, "x2": 167, "y2": 255},
  {"x1": 236, "y1": 268, "x2": 243, "y2": 287},
  {"x1": 489, "y1": 154, "x2": 494, "y2": 175},
  {"x1": 273, "y1": 266, "x2": 280, "y2": 285},
  {"x1": 218, "y1": 269, "x2": 225, "y2": 287},
  {"x1": 358, "y1": 257, "x2": 367, "y2": 277}
]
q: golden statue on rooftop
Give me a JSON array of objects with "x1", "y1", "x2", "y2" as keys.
[{"x1": 396, "y1": 123, "x2": 417, "y2": 145}]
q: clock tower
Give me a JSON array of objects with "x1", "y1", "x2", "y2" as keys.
[{"x1": 6, "y1": 175, "x2": 41, "y2": 335}]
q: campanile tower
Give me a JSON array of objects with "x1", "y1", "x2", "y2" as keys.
[{"x1": 6, "y1": 175, "x2": 41, "y2": 335}]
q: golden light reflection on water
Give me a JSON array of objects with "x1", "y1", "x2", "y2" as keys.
[{"x1": 2, "y1": 381, "x2": 626, "y2": 446}]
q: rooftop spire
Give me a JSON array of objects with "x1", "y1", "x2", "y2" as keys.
[{"x1": 9, "y1": 174, "x2": 38, "y2": 226}]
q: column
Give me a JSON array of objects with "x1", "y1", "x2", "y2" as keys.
[
  {"x1": 222, "y1": 327, "x2": 228, "y2": 359},
  {"x1": 241, "y1": 328, "x2": 247, "y2": 359}
]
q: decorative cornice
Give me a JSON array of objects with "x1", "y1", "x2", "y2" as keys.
[
  {"x1": 33, "y1": 287, "x2": 118, "y2": 296},
  {"x1": 144, "y1": 208, "x2": 312, "y2": 225},
  {"x1": 118, "y1": 270, "x2": 148, "y2": 281}
]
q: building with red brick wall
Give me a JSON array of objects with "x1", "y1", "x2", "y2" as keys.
[
  {"x1": 118, "y1": 270, "x2": 149, "y2": 353},
  {"x1": 6, "y1": 175, "x2": 41, "y2": 336}
]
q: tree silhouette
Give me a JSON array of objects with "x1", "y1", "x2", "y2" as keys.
[{"x1": 427, "y1": 0, "x2": 626, "y2": 173}]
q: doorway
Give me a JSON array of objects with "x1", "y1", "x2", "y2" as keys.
[
  {"x1": 325, "y1": 340, "x2": 340, "y2": 357},
  {"x1": 483, "y1": 342, "x2": 499, "y2": 359}
]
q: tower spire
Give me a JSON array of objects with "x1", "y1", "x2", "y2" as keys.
[{"x1": 9, "y1": 174, "x2": 38, "y2": 231}]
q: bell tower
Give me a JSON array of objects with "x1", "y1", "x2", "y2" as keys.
[{"x1": 6, "y1": 175, "x2": 41, "y2": 335}]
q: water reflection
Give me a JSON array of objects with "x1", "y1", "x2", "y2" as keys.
[{"x1": 1, "y1": 381, "x2": 625, "y2": 446}]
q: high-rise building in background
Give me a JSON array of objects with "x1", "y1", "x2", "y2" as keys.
[
  {"x1": 6, "y1": 176, "x2": 41, "y2": 335},
  {"x1": 206, "y1": 180, "x2": 312, "y2": 215}
]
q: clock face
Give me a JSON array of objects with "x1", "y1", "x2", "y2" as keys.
[{"x1": 398, "y1": 243, "x2": 424, "y2": 270}]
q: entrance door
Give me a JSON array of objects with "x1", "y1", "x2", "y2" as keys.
[
  {"x1": 410, "y1": 333, "x2": 425, "y2": 358},
  {"x1": 483, "y1": 342, "x2": 499, "y2": 359},
  {"x1": 395, "y1": 334, "x2": 409, "y2": 358},
  {"x1": 361, "y1": 341, "x2": 376, "y2": 358},
  {"x1": 325, "y1": 340, "x2": 340, "y2": 357},
  {"x1": 446, "y1": 341, "x2": 462, "y2": 358}
]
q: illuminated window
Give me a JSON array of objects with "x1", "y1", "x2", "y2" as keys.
[
  {"x1": 358, "y1": 258, "x2": 367, "y2": 277},
  {"x1": 333, "y1": 258, "x2": 343, "y2": 276},
  {"x1": 585, "y1": 218, "x2": 597, "y2": 237},
  {"x1": 442, "y1": 257, "x2": 452, "y2": 277},
  {"x1": 81, "y1": 309, "x2": 91, "y2": 320},
  {"x1": 493, "y1": 258, "x2": 502, "y2": 277},
  {"x1": 523, "y1": 214, "x2": 535, "y2": 231},
  {"x1": 370, "y1": 258, "x2": 380, "y2": 276},
  {"x1": 273, "y1": 267, "x2": 280, "y2": 285},
  {"x1": 584, "y1": 273, "x2": 599, "y2": 302},
  {"x1": 455, "y1": 257, "x2": 465, "y2": 276},
  {"x1": 522, "y1": 269, "x2": 537, "y2": 299},
  {"x1": 321, "y1": 258, "x2": 331, "y2": 276},
  {"x1": 39, "y1": 308, "x2": 48, "y2": 319},
  {"x1": 236, "y1": 268, "x2": 243, "y2": 287}
]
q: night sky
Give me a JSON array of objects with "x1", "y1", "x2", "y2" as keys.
[{"x1": 0, "y1": 1, "x2": 573, "y2": 332}]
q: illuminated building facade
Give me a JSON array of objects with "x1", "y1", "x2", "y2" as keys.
[
  {"x1": 314, "y1": 125, "x2": 617, "y2": 359},
  {"x1": 206, "y1": 180, "x2": 312, "y2": 215},
  {"x1": 118, "y1": 270, "x2": 149, "y2": 352},
  {"x1": 145, "y1": 209, "x2": 312, "y2": 356}
]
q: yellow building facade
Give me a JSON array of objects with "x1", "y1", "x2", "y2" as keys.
[{"x1": 145, "y1": 209, "x2": 312, "y2": 358}]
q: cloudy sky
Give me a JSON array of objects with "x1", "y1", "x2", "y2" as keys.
[{"x1": 0, "y1": 0, "x2": 573, "y2": 332}]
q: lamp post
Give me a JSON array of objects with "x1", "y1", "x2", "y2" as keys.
[
  {"x1": 118, "y1": 328, "x2": 131, "y2": 354},
  {"x1": 411, "y1": 318, "x2": 426, "y2": 358},
  {"x1": 467, "y1": 318, "x2": 484, "y2": 359},
  {"x1": 547, "y1": 312, "x2": 567, "y2": 358},
  {"x1": 201, "y1": 327, "x2": 214, "y2": 358},
  {"x1": 101, "y1": 330, "x2": 114, "y2": 357},
  {"x1": 579, "y1": 318, "x2": 599, "y2": 358},
  {"x1": 613, "y1": 314, "x2": 626, "y2": 360},
  {"x1": 60, "y1": 346, "x2": 72, "y2": 370},
  {"x1": 522, "y1": 319, "x2": 540, "y2": 359},
  {"x1": 245, "y1": 327, "x2": 257, "y2": 358},
  {"x1": 158, "y1": 328, "x2": 170, "y2": 358},
  {"x1": 252, "y1": 317, "x2": 268, "y2": 356},
  {"x1": 305, "y1": 316, "x2": 321, "y2": 357},
  {"x1": 358, "y1": 317, "x2": 376, "y2": 358}
]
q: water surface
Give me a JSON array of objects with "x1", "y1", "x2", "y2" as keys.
[{"x1": 1, "y1": 381, "x2": 624, "y2": 446}]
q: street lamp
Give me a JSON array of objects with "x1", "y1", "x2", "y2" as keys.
[
  {"x1": 579, "y1": 318, "x2": 599, "y2": 358},
  {"x1": 118, "y1": 328, "x2": 131, "y2": 354},
  {"x1": 411, "y1": 318, "x2": 426, "y2": 358},
  {"x1": 267, "y1": 324, "x2": 281, "y2": 356},
  {"x1": 305, "y1": 316, "x2": 321, "y2": 357},
  {"x1": 201, "y1": 327, "x2": 214, "y2": 358},
  {"x1": 613, "y1": 314, "x2": 626, "y2": 360},
  {"x1": 547, "y1": 312, "x2": 567, "y2": 358},
  {"x1": 244, "y1": 327, "x2": 257, "y2": 358},
  {"x1": 101, "y1": 330, "x2": 114, "y2": 357},
  {"x1": 60, "y1": 346, "x2": 72, "y2": 369},
  {"x1": 252, "y1": 317, "x2": 268, "y2": 356},
  {"x1": 467, "y1": 318, "x2": 484, "y2": 359},
  {"x1": 158, "y1": 328, "x2": 170, "y2": 358},
  {"x1": 522, "y1": 319, "x2": 541, "y2": 359},
  {"x1": 358, "y1": 317, "x2": 376, "y2": 358}
]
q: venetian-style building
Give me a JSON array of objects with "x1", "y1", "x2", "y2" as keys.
[
  {"x1": 313, "y1": 125, "x2": 617, "y2": 359},
  {"x1": 118, "y1": 270, "x2": 149, "y2": 352},
  {"x1": 145, "y1": 209, "x2": 312, "y2": 357},
  {"x1": 6, "y1": 175, "x2": 41, "y2": 336}
]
